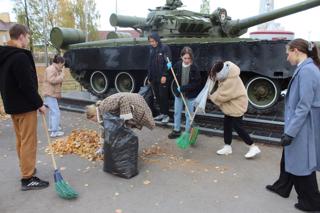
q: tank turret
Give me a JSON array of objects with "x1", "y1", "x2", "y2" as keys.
[
  {"x1": 50, "y1": 0, "x2": 320, "y2": 115},
  {"x1": 110, "y1": 0, "x2": 320, "y2": 38}
]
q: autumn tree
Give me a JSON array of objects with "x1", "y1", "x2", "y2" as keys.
[
  {"x1": 13, "y1": 0, "x2": 100, "y2": 48},
  {"x1": 71, "y1": 0, "x2": 100, "y2": 41}
]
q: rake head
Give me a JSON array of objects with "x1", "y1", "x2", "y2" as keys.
[
  {"x1": 54, "y1": 170, "x2": 78, "y2": 199},
  {"x1": 189, "y1": 127, "x2": 199, "y2": 146},
  {"x1": 176, "y1": 132, "x2": 190, "y2": 149}
]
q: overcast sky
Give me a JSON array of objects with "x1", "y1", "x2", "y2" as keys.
[{"x1": 1, "y1": 0, "x2": 319, "y2": 40}]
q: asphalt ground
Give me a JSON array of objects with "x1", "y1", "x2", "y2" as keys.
[{"x1": 0, "y1": 111, "x2": 319, "y2": 213}]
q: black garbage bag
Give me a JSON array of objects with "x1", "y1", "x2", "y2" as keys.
[{"x1": 103, "y1": 113, "x2": 139, "y2": 179}]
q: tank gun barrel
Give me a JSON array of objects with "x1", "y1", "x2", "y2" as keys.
[
  {"x1": 110, "y1": 13, "x2": 147, "y2": 29},
  {"x1": 226, "y1": 0, "x2": 320, "y2": 37}
]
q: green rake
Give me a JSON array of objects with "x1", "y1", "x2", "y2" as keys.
[{"x1": 41, "y1": 114, "x2": 78, "y2": 200}]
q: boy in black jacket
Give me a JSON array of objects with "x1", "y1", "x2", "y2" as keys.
[
  {"x1": 147, "y1": 32, "x2": 172, "y2": 124},
  {"x1": 0, "y1": 24, "x2": 49, "y2": 191}
]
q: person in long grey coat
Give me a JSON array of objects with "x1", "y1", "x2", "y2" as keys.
[{"x1": 266, "y1": 38, "x2": 320, "y2": 212}]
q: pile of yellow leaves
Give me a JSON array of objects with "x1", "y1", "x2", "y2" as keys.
[{"x1": 48, "y1": 129, "x2": 103, "y2": 161}]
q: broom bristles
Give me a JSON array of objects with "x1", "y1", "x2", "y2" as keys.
[
  {"x1": 189, "y1": 127, "x2": 199, "y2": 145},
  {"x1": 176, "y1": 132, "x2": 190, "y2": 149},
  {"x1": 54, "y1": 170, "x2": 78, "y2": 199}
]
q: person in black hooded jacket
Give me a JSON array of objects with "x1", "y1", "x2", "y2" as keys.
[
  {"x1": 147, "y1": 32, "x2": 172, "y2": 124},
  {"x1": 0, "y1": 24, "x2": 49, "y2": 191}
]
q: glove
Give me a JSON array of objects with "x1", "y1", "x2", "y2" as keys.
[
  {"x1": 167, "y1": 62, "x2": 172, "y2": 70},
  {"x1": 280, "y1": 133, "x2": 293, "y2": 146},
  {"x1": 177, "y1": 86, "x2": 181, "y2": 93}
]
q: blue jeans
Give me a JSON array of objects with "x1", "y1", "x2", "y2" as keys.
[
  {"x1": 44, "y1": 96, "x2": 61, "y2": 132},
  {"x1": 174, "y1": 96, "x2": 194, "y2": 132}
]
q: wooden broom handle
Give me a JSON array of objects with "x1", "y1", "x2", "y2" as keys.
[
  {"x1": 166, "y1": 57, "x2": 192, "y2": 119},
  {"x1": 41, "y1": 113, "x2": 58, "y2": 170}
]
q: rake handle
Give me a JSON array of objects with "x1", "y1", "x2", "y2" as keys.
[
  {"x1": 41, "y1": 113, "x2": 58, "y2": 170},
  {"x1": 166, "y1": 57, "x2": 192, "y2": 119}
]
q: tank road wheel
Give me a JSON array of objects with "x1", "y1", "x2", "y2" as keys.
[
  {"x1": 90, "y1": 71, "x2": 109, "y2": 95},
  {"x1": 246, "y1": 76, "x2": 280, "y2": 114},
  {"x1": 115, "y1": 72, "x2": 135, "y2": 93}
]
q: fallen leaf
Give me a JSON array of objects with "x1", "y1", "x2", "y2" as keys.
[{"x1": 143, "y1": 180, "x2": 151, "y2": 185}]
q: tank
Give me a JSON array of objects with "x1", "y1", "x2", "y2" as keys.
[{"x1": 51, "y1": 0, "x2": 320, "y2": 114}]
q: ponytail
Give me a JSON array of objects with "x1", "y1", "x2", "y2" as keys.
[
  {"x1": 287, "y1": 38, "x2": 320, "y2": 69},
  {"x1": 309, "y1": 42, "x2": 320, "y2": 69}
]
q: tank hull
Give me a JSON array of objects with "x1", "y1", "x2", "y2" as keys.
[{"x1": 64, "y1": 38, "x2": 292, "y2": 114}]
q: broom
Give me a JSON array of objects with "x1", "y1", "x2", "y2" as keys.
[
  {"x1": 41, "y1": 114, "x2": 78, "y2": 199},
  {"x1": 166, "y1": 57, "x2": 195, "y2": 149},
  {"x1": 188, "y1": 107, "x2": 200, "y2": 146}
]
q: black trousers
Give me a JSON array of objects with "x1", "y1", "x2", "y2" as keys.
[
  {"x1": 268, "y1": 150, "x2": 294, "y2": 197},
  {"x1": 223, "y1": 115, "x2": 253, "y2": 145},
  {"x1": 270, "y1": 150, "x2": 320, "y2": 211},
  {"x1": 151, "y1": 81, "x2": 169, "y2": 116}
]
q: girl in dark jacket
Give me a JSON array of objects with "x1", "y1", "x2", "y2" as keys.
[{"x1": 168, "y1": 46, "x2": 202, "y2": 139}]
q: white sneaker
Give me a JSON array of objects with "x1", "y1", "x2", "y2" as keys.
[
  {"x1": 161, "y1": 115, "x2": 170, "y2": 124},
  {"x1": 216, "y1": 145, "x2": 232, "y2": 155},
  {"x1": 50, "y1": 131, "x2": 64, "y2": 138},
  {"x1": 245, "y1": 145, "x2": 261, "y2": 159},
  {"x1": 154, "y1": 114, "x2": 164, "y2": 121}
]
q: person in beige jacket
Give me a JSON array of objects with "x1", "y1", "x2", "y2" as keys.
[
  {"x1": 208, "y1": 60, "x2": 261, "y2": 159},
  {"x1": 43, "y1": 55, "x2": 65, "y2": 138}
]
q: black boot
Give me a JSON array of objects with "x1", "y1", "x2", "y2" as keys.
[{"x1": 168, "y1": 130, "x2": 181, "y2": 139}]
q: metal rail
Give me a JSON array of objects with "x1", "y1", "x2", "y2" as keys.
[{"x1": 58, "y1": 92, "x2": 283, "y2": 145}]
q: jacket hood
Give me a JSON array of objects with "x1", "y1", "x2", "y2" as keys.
[
  {"x1": 148, "y1": 32, "x2": 161, "y2": 44},
  {"x1": 226, "y1": 61, "x2": 240, "y2": 78},
  {"x1": 0, "y1": 45, "x2": 25, "y2": 66}
]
